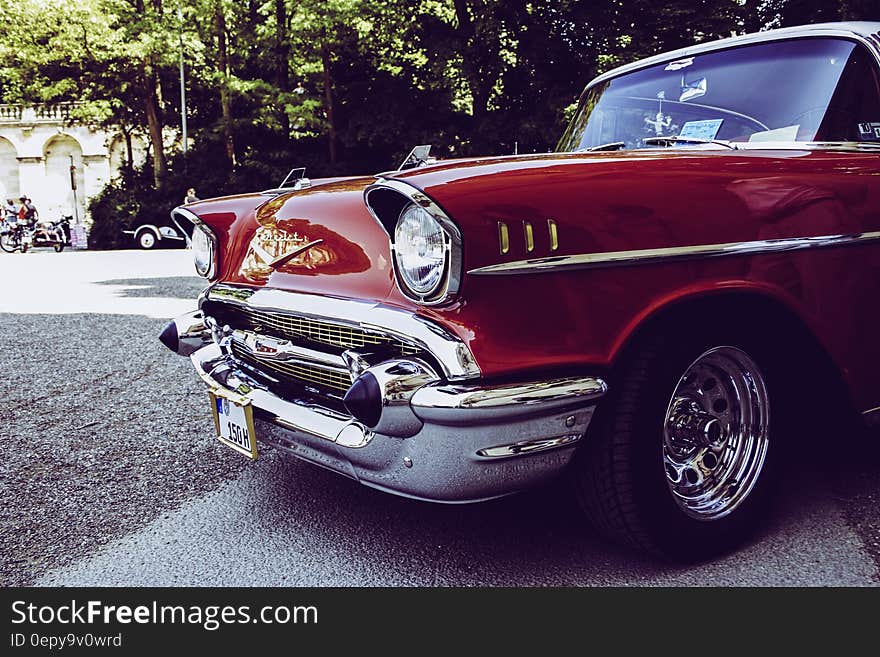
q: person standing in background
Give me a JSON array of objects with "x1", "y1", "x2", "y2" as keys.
[
  {"x1": 183, "y1": 188, "x2": 199, "y2": 204},
  {"x1": 3, "y1": 199, "x2": 16, "y2": 225},
  {"x1": 19, "y1": 196, "x2": 38, "y2": 225}
]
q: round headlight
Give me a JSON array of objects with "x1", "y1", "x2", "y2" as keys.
[
  {"x1": 191, "y1": 224, "x2": 215, "y2": 278},
  {"x1": 394, "y1": 204, "x2": 447, "y2": 296}
]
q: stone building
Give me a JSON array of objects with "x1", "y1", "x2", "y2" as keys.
[{"x1": 0, "y1": 103, "x2": 145, "y2": 223}]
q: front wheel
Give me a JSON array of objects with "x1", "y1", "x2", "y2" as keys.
[
  {"x1": 0, "y1": 234, "x2": 16, "y2": 253},
  {"x1": 572, "y1": 329, "x2": 780, "y2": 560},
  {"x1": 54, "y1": 243, "x2": 64, "y2": 252}
]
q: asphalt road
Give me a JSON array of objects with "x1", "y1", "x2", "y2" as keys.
[{"x1": 1, "y1": 248, "x2": 878, "y2": 586}]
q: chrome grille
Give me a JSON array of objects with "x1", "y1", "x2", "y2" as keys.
[
  {"x1": 231, "y1": 342, "x2": 352, "y2": 396},
  {"x1": 214, "y1": 303, "x2": 418, "y2": 354},
  {"x1": 212, "y1": 300, "x2": 425, "y2": 399}
]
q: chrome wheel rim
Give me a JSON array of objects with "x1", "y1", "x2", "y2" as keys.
[
  {"x1": 140, "y1": 232, "x2": 155, "y2": 248},
  {"x1": 662, "y1": 346, "x2": 769, "y2": 521}
]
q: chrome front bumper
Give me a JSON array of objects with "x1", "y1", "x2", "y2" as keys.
[{"x1": 190, "y1": 342, "x2": 607, "y2": 503}]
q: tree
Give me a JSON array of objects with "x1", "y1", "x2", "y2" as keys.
[{"x1": 3, "y1": 0, "x2": 878, "y2": 225}]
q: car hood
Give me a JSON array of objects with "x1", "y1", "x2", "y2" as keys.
[
  {"x1": 386, "y1": 148, "x2": 860, "y2": 273},
  {"x1": 186, "y1": 178, "x2": 397, "y2": 302},
  {"x1": 189, "y1": 148, "x2": 866, "y2": 303}
]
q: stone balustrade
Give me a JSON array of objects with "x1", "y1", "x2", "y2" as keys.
[{"x1": 0, "y1": 102, "x2": 83, "y2": 124}]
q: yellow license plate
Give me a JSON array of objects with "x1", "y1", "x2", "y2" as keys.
[{"x1": 209, "y1": 389, "x2": 258, "y2": 460}]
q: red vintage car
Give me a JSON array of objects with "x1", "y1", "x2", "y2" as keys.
[{"x1": 162, "y1": 21, "x2": 880, "y2": 559}]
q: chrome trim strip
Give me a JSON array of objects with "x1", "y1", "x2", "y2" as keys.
[
  {"x1": 587, "y1": 24, "x2": 880, "y2": 90},
  {"x1": 476, "y1": 434, "x2": 584, "y2": 459},
  {"x1": 862, "y1": 406, "x2": 880, "y2": 427},
  {"x1": 364, "y1": 177, "x2": 463, "y2": 305},
  {"x1": 468, "y1": 231, "x2": 880, "y2": 276},
  {"x1": 411, "y1": 376, "x2": 607, "y2": 425},
  {"x1": 206, "y1": 284, "x2": 481, "y2": 380},
  {"x1": 728, "y1": 140, "x2": 880, "y2": 152}
]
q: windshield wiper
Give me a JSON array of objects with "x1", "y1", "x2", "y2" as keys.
[
  {"x1": 643, "y1": 135, "x2": 737, "y2": 150},
  {"x1": 585, "y1": 141, "x2": 627, "y2": 152}
]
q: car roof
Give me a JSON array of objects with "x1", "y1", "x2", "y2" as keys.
[{"x1": 588, "y1": 21, "x2": 880, "y2": 90}]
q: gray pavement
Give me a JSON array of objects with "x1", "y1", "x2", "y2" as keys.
[{"x1": 2, "y1": 248, "x2": 878, "y2": 586}]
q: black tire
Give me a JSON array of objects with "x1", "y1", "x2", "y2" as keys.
[
  {"x1": 20, "y1": 241, "x2": 28, "y2": 253},
  {"x1": 571, "y1": 322, "x2": 787, "y2": 561},
  {"x1": 54, "y1": 243, "x2": 64, "y2": 252},
  {"x1": 0, "y1": 234, "x2": 16, "y2": 253}
]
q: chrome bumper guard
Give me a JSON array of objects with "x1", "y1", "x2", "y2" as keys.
[
  {"x1": 191, "y1": 340, "x2": 606, "y2": 503},
  {"x1": 168, "y1": 301, "x2": 607, "y2": 503}
]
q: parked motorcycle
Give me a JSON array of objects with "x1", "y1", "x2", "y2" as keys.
[
  {"x1": 0, "y1": 215, "x2": 71, "y2": 253},
  {"x1": 0, "y1": 221, "x2": 27, "y2": 253},
  {"x1": 32, "y1": 215, "x2": 71, "y2": 251}
]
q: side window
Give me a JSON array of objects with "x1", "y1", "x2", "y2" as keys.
[{"x1": 816, "y1": 44, "x2": 880, "y2": 142}]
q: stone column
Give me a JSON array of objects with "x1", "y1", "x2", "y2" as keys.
[
  {"x1": 82, "y1": 154, "x2": 109, "y2": 224},
  {"x1": 17, "y1": 156, "x2": 44, "y2": 203}
]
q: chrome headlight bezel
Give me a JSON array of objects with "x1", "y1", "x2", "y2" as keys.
[
  {"x1": 393, "y1": 203, "x2": 448, "y2": 298},
  {"x1": 191, "y1": 223, "x2": 217, "y2": 278},
  {"x1": 171, "y1": 206, "x2": 218, "y2": 279},
  {"x1": 364, "y1": 180, "x2": 462, "y2": 306}
]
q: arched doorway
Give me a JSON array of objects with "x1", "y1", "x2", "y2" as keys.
[
  {"x1": 0, "y1": 137, "x2": 19, "y2": 203},
  {"x1": 43, "y1": 134, "x2": 85, "y2": 219}
]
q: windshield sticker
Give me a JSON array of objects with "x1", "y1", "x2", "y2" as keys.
[
  {"x1": 858, "y1": 122, "x2": 880, "y2": 140},
  {"x1": 679, "y1": 119, "x2": 723, "y2": 140},
  {"x1": 665, "y1": 57, "x2": 694, "y2": 71},
  {"x1": 679, "y1": 76, "x2": 707, "y2": 102},
  {"x1": 748, "y1": 125, "x2": 799, "y2": 142}
]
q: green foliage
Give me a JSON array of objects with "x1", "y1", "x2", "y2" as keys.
[
  {"x1": 87, "y1": 165, "x2": 159, "y2": 250},
  {"x1": 2, "y1": 0, "x2": 878, "y2": 249}
]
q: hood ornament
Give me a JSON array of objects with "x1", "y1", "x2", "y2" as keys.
[
  {"x1": 269, "y1": 239, "x2": 324, "y2": 269},
  {"x1": 240, "y1": 226, "x2": 328, "y2": 279}
]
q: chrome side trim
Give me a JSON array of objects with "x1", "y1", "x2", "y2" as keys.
[
  {"x1": 206, "y1": 284, "x2": 481, "y2": 380},
  {"x1": 862, "y1": 406, "x2": 880, "y2": 428},
  {"x1": 411, "y1": 376, "x2": 607, "y2": 425},
  {"x1": 468, "y1": 231, "x2": 880, "y2": 276},
  {"x1": 728, "y1": 140, "x2": 880, "y2": 153},
  {"x1": 364, "y1": 177, "x2": 463, "y2": 305},
  {"x1": 476, "y1": 434, "x2": 584, "y2": 459}
]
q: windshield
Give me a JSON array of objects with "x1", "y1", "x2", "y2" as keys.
[{"x1": 558, "y1": 37, "x2": 880, "y2": 151}]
